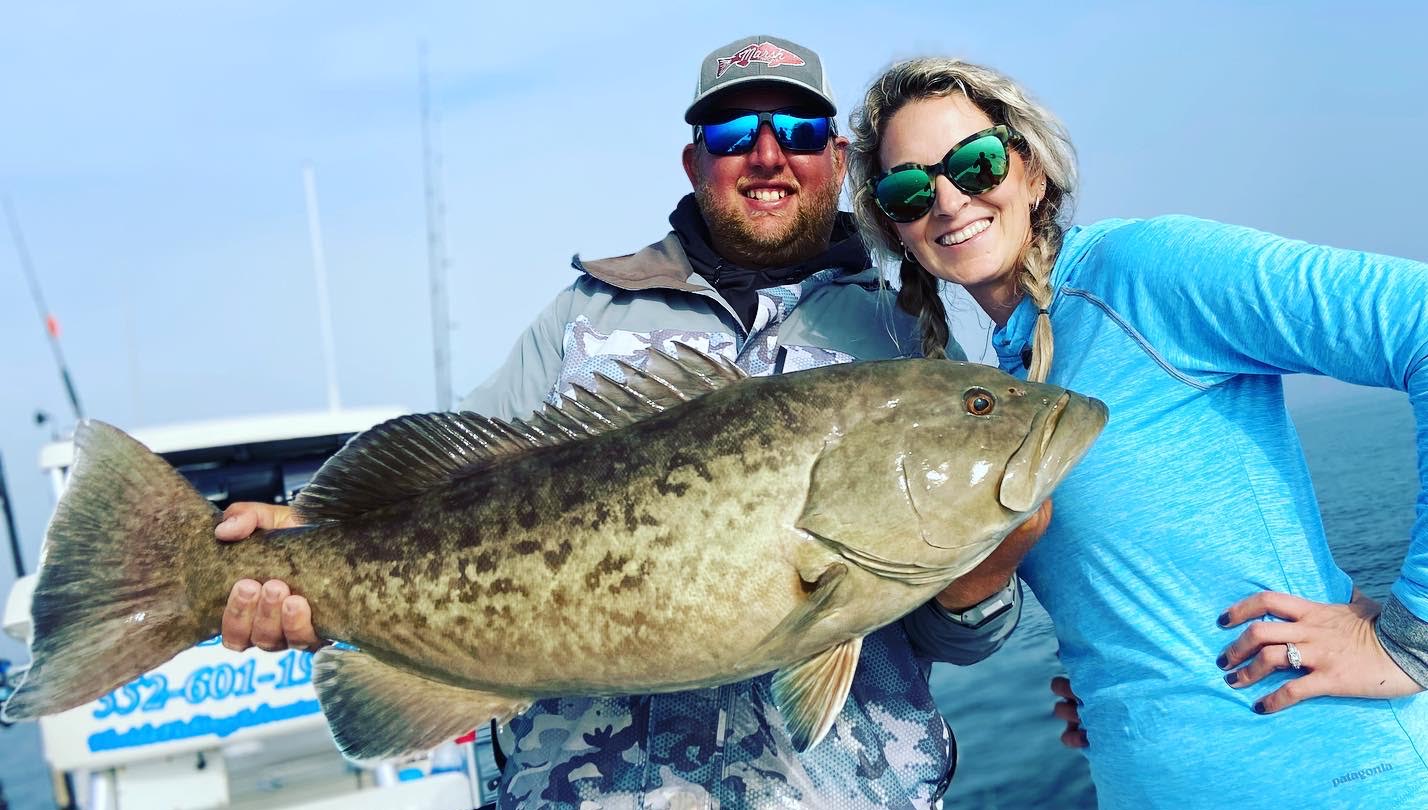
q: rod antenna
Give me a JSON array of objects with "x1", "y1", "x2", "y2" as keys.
[{"x1": 4, "y1": 196, "x2": 84, "y2": 422}]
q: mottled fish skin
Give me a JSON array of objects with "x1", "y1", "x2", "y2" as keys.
[
  {"x1": 213, "y1": 371, "x2": 844, "y2": 696},
  {"x1": 204, "y1": 360, "x2": 1104, "y2": 701},
  {"x1": 4, "y1": 356, "x2": 1106, "y2": 739}
]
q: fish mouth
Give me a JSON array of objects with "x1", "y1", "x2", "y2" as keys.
[{"x1": 997, "y1": 391, "x2": 1108, "y2": 513}]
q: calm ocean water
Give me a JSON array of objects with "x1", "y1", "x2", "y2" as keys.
[{"x1": 0, "y1": 384, "x2": 1417, "y2": 809}]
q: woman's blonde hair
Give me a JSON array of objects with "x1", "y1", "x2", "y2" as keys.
[{"x1": 848, "y1": 57, "x2": 1076, "y2": 381}]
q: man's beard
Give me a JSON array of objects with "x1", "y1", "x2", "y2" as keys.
[{"x1": 694, "y1": 177, "x2": 841, "y2": 268}]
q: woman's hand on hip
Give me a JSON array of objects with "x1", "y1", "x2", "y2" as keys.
[{"x1": 1216, "y1": 589, "x2": 1422, "y2": 713}]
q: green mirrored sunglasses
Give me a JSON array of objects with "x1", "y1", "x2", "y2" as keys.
[{"x1": 871, "y1": 125, "x2": 1025, "y2": 223}]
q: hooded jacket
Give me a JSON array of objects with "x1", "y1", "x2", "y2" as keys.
[{"x1": 459, "y1": 214, "x2": 1022, "y2": 810}]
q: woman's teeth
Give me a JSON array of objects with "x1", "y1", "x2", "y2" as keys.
[
  {"x1": 744, "y1": 188, "x2": 788, "y2": 202},
  {"x1": 937, "y1": 219, "x2": 990, "y2": 246}
]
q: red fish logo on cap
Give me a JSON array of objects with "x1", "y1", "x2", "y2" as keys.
[{"x1": 715, "y1": 41, "x2": 806, "y2": 78}]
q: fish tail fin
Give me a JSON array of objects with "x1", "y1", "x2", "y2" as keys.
[{"x1": 2, "y1": 420, "x2": 222, "y2": 722}]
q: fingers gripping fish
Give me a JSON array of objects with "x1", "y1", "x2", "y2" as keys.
[{"x1": 1, "y1": 346, "x2": 1106, "y2": 760}]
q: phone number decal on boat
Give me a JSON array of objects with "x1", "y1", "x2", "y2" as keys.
[
  {"x1": 33, "y1": 640, "x2": 328, "y2": 768},
  {"x1": 91, "y1": 648, "x2": 313, "y2": 719}
]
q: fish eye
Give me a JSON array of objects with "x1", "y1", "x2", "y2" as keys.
[{"x1": 964, "y1": 388, "x2": 996, "y2": 416}]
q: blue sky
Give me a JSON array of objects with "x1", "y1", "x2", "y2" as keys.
[{"x1": 1, "y1": 2, "x2": 1426, "y2": 662}]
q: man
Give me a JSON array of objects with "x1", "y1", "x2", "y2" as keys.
[{"x1": 218, "y1": 35, "x2": 1047, "y2": 809}]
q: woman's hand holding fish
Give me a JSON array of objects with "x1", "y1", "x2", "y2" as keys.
[
  {"x1": 216, "y1": 502, "x2": 323, "y2": 653},
  {"x1": 1216, "y1": 590, "x2": 1422, "y2": 713}
]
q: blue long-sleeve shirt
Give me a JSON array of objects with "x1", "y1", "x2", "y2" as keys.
[{"x1": 992, "y1": 216, "x2": 1428, "y2": 809}]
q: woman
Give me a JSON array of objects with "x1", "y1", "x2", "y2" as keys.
[{"x1": 848, "y1": 57, "x2": 1428, "y2": 808}]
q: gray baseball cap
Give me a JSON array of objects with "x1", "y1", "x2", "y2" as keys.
[{"x1": 684, "y1": 35, "x2": 836, "y2": 124}]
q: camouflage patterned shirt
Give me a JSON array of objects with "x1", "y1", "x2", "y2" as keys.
[{"x1": 461, "y1": 231, "x2": 1019, "y2": 809}]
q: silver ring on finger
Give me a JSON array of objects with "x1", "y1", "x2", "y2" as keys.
[{"x1": 1285, "y1": 641, "x2": 1304, "y2": 671}]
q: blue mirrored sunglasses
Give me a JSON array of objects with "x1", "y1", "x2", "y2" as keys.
[{"x1": 696, "y1": 109, "x2": 832, "y2": 156}]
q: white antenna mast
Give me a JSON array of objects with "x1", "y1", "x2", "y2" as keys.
[
  {"x1": 302, "y1": 164, "x2": 342, "y2": 411},
  {"x1": 420, "y1": 42, "x2": 454, "y2": 411}
]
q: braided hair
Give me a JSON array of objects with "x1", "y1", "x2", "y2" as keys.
[{"x1": 848, "y1": 57, "x2": 1077, "y2": 380}]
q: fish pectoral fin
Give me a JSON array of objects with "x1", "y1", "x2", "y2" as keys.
[
  {"x1": 313, "y1": 647, "x2": 529, "y2": 763},
  {"x1": 745, "y1": 562, "x2": 849, "y2": 665},
  {"x1": 771, "y1": 636, "x2": 863, "y2": 753}
]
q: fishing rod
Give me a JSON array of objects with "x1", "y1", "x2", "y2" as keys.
[
  {"x1": 0, "y1": 452, "x2": 22, "y2": 579},
  {"x1": 4, "y1": 196, "x2": 84, "y2": 422}
]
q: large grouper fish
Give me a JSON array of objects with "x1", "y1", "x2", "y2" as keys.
[{"x1": 2, "y1": 347, "x2": 1106, "y2": 759}]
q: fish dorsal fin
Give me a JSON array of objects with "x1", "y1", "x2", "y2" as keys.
[
  {"x1": 293, "y1": 343, "x2": 745, "y2": 523},
  {"x1": 772, "y1": 636, "x2": 863, "y2": 752},
  {"x1": 634, "y1": 344, "x2": 747, "y2": 406},
  {"x1": 292, "y1": 411, "x2": 533, "y2": 523}
]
